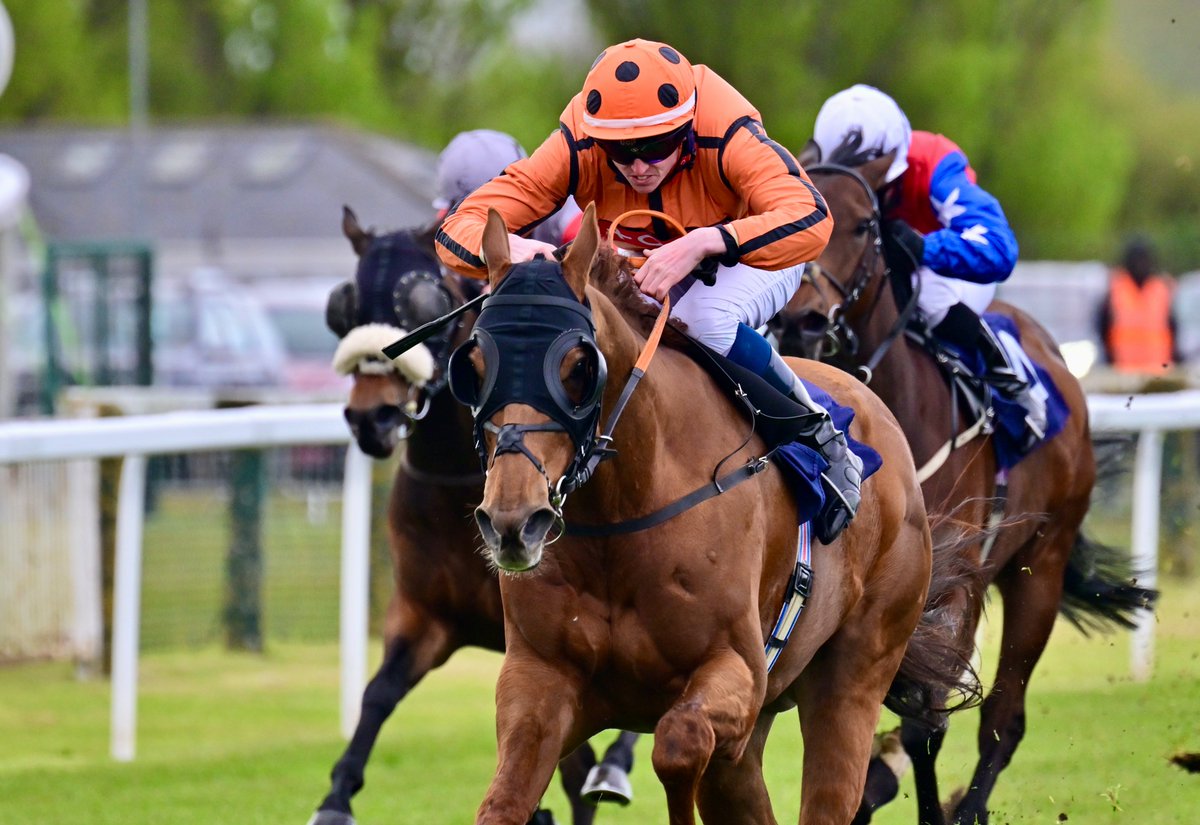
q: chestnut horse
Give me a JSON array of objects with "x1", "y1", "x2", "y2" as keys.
[
  {"x1": 451, "y1": 205, "x2": 966, "y2": 825},
  {"x1": 773, "y1": 157, "x2": 1157, "y2": 825},
  {"x1": 307, "y1": 208, "x2": 637, "y2": 825}
]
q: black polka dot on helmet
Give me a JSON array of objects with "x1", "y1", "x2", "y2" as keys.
[{"x1": 579, "y1": 38, "x2": 697, "y2": 142}]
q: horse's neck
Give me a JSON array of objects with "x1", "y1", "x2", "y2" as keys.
[
  {"x1": 853, "y1": 295, "x2": 952, "y2": 462},
  {"x1": 573, "y1": 293, "x2": 670, "y2": 509},
  {"x1": 407, "y1": 387, "x2": 479, "y2": 474}
]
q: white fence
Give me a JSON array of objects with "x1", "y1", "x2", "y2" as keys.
[
  {"x1": 1, "y1": 392, "x2": 1198, "y2": 760},
  {"x1": 0, "y1": 404, "x2": 370, "y2": 761}
]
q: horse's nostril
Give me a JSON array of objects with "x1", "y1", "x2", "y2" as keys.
[
  {"x1": 373, "y1": 405, "x2": 404, "y2": 430},
  {"x1": 475, "y1": 508, "x2": 499, "y2": 546},
  {"x1": 521, "y1": 508, "x2": 559, "y2": 546}
]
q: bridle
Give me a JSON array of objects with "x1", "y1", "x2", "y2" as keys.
[
  {"x1": 441, "y1": 210, "x2": 771, "y2": 542},
  {"x1": 800, "y1": 163, "x2": 920, "y2": 385}
]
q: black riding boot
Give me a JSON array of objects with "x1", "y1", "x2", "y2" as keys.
[
  {"x1": 762, "y1": 350, "x2": 864, "y2": 544},
  {"x1": 932, "y1": 303, "x2": 1048, "y2": 440}
]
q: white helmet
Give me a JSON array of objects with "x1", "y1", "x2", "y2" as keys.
[
  {"x1": 813, "y1": 84, "x2": 912, "y2": 184},
  {"x1": 433, "y1": 129, "x2": 527, "y2": 210}
]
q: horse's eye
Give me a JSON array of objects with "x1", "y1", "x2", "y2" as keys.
[
  {"x1": 561, "y1": 353, "x2": 593, "y2": 404},
  {"x1": 855, "y1": 219, "x2": 874, "y2": 237}
]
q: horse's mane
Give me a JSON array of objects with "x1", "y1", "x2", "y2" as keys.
[
  {"x1": 586, "y1": 246, "x2": 691, "y2": 348},
  {"x1": 824, "y1": 128, "x2": 883, "y2": 168}
]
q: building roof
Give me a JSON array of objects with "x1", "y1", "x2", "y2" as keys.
[
  {"x1": 0, "y1": 122, "x2": 439, "y2": 281},
  {"x1": 0, "y1": 122, "x2": 436, "y2": 243}
]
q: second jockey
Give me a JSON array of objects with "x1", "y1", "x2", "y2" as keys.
[
  {"x1": 812, "y1": 83, "x2": 1048, "y2": 440},
  {"x1": 436, "y1": 37, "x2": 863, "y2": 543}
]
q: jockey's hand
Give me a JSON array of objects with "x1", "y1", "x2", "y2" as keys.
[
  {"x1": 635, "y1": 227, "x2": 726, "y2": 302},
  {"x1": 507, "y1": 233, "x2": 559, "y2": 264}
]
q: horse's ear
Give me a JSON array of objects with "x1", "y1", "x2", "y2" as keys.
[
  {"x1": 342, "y1": 205, "x2": 373, "y2": 257},
  {"x1": 560, "y1": 203, "x2": 598, "y2": 302},
  {"x1": 859, "y1": 151, "x2": 895, "y2": 192},
  {"x1": 797, "y1": 139, "x2": 822, "y2": 169},
  {"x1": 482, "y1": 208, "x2": 512, "y2": 288}
]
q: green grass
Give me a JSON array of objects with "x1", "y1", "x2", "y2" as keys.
[
  {"x1": 2, "y1": 582, "x2": 1197, "y2": 824},
  {"x1": 140, "y1": 489, "x2": 343, "y2": 649}
]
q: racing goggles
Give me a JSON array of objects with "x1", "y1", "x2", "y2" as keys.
[{"x1": 595, "y1": 122, "x2": 692, "y2": 166}]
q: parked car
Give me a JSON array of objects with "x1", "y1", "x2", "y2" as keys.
[
  {"x1": 243, "y1": 276, "x2": 348, "y2": 397},
  {"x1": 151, "y1": 268, "x2": 287, "y2": 390},
  {"x1": 1173, "y1": 270, "x2": 1200, "y2": 364},
  {"x1": 6, "y1": 269, "x2": 287, "y2": 416}
]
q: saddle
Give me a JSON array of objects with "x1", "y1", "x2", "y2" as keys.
[{"x1": 905, "y1": 313, "x2": 1065, "y2": 470}]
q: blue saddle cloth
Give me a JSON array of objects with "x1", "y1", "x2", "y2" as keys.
[
  {"x1": 771, "y1": 379, "x2": 883, "y2": 525},
  {"x1": 950, "y1": 313, "x2": 1071, "y2": 470}
]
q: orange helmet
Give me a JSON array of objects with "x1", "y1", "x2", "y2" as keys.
[{"x1": 580, "y1": 39, "x2": 696, "y2": 141}]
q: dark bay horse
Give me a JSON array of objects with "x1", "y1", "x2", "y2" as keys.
[
  {"x1": 308, "y1": 208, "x2": 637, "y2": 825},
  {"x1": 452, "y1": 205, "x2": 967, "y2": 825},
  {"x1": 774, "y1": 156, "x2": 1157, "y2": 825}
]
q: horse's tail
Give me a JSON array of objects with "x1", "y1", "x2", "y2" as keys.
[
  {"x1": 1059, "y1": 434, "x2": 1159, "y2": 635},
  {"x1": 885, "y1": 518, "x2": 986, "y2": 726},
  {"x1": 1059, "y1": 531, "x2": 1158, "y2": 633}
]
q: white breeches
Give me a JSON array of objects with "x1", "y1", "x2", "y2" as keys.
[
  {"x1": 668, "y1": 261, "x2": 807, "y2": 355},
  {"x1": 914, "y1": 266, "x2": 996, "y2": 327}
]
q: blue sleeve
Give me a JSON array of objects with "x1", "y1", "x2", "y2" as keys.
[{"x1": 920, "y1": 151, "x2": 1019, "y2": 284}]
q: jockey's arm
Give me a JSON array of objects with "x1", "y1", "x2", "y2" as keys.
[
  {"x1": 921, "y1": 151, "x2": 1019, "y2": 284},
  {"x1": 717, "y1": 120, "x2": 833, "y2": 271},
  {"x1": 437, "y1": 130, "x2": 572, "y2": 279}
]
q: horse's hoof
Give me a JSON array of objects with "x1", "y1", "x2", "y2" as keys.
[
  {"x1": 528, "y1": 810, "x2": 559, "y2": 825},
  {"x1": 580, "y1": 764, "x2": 633, "y2": 806},
  {"x1": 306, "y1": 810, "x2": 356, "y2": 825}
]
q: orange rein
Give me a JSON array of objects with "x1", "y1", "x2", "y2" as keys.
[
  {"x1": 606, "y1": 208, "x2": 688, "y2": 271},
  {"x1": 604, "y1": 209, "x2": 683, "y2": 372}
]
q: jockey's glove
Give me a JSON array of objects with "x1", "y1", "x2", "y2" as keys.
[{"x1": 882, "y1": 219, "x2": 925, "y2": 279}]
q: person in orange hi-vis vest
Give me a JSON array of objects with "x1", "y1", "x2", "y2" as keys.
[
  {"x1": 436, "y1": 38, "x2": 870, "y2": 543},
  {"x1": 1097, "y1": 236, "x2": 1181, "y2": 375}
]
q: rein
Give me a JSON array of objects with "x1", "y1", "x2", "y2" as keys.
[
  {"x1": 552, "y1": 293, "x2": 771, "y2": 539},
  {"x1": 804, "y1": 163, "x2": 922, "y2": 385}
]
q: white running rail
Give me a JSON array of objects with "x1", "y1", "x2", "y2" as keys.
[
  {"x1": 1087, "y1": 390, "x2": 1200, "y2": 682},
  {"x1": 2, "y1": 392, "x2": 1197, "y2": 758},
  {"x1": 0, "y1": 404, "x2": 369, "y2": 760}
]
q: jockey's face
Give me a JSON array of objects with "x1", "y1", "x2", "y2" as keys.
[{"x1": 613, "y1": 147, "x2": 681, "y2": 194}]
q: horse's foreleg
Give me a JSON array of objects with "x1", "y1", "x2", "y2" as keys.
[
  {"x1": 477, "y1": 659, "x2": 586, "y2": 825},
  {"x1": 954, "y1": 537, "x2": 1072, "y2": 825},
  {"x1": 653, "y1": 649, "x2": 761, "y2": 825},
  {"x1": 900, "y1": 713, "x2": 949, "y2": 825},
  {"x1": 557, "y1": 742, "x2": 598, "y2": 825},
  {"x1": 310, "y1": 612, "x2": 453, "y2": 825},
  {"x1": 695, "y1": 714, "x2": 778, "y2": 825}
]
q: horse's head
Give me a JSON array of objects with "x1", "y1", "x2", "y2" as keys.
[
  {"x1": 448, "y1": 205, "x2": 604, "y2": 572},
  {"x1": 328, "y1": 206, "x2": 469, "y2": 457},
  {"x1": 773, "y1": 147, "x2": 892, "y2": 371}
]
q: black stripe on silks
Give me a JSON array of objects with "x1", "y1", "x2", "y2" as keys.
[
  {"x1": 737, "y1": 178, "x2": 829, "y2": 255},
  {"x1": 647, "y1": 191, "x2": 672, "y2": 238},
  {"x1": 742, "y1": 119, "x2": 802, "y2": 177},
  {"x1": 559, "y1": 122, "x2": 581, "y2": 196},
  {"x1": 435, "y1": 227, "x2": 485, "y2": 269},
  {"x1": 716, "y1": 116, "x2": 753, "y2": 191}
]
